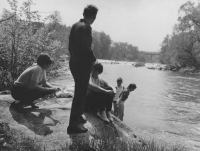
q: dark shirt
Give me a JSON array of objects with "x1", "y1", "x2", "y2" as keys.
[
  {"x1": 119, "y1": 89, "x2": 130, "y2": 102},
  {"x1": 68, "y1": 19, "x2": 96, "y2": 64}
]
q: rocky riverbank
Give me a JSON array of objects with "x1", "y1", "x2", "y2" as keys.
[
  {"x1": 0, "y1": 61, "x2": 141, "y2": 150},
  {"x1": 145, "y1": 63, "x2": 200, "y2": 74},
  {"x1": 0, "y1": 60, "x2": 191, "y2": 151}
]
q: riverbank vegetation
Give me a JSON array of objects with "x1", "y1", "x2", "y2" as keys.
[
  {"x1": 0, "y1": 0, "x2": 148, "y2": 91},
  {"x1": 0, "y1": 0, "x2": 63, "y2": 91},
  {"x1": 0, "y1": 122, "x2": 188, "y2": 151},
  {"x1": 159, "y1": 1, "x2": 200, "y2": 71}
]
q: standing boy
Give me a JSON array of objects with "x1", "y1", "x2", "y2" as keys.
[
  {"x1": 113, "y1": 77, "x2": 124, "y2": 116},
  {"x1": 67, "y1": 5, "x2": 98, "y2": 134}
]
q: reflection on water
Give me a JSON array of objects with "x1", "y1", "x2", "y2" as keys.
[{"x1": 99, "y1": 62, "x2": 200, "y2": 150}]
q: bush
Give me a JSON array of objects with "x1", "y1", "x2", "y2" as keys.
[{"x1": 0, "y1": 0, "x2": 62, "y2": 91}]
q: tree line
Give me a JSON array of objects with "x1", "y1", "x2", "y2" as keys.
[
  {"x1": 159, "y1": 1, "x2": 200, "y2": 69},
  {"x1": 0, "y1": 0, "x2": 147, "y2": 91},
  {"x1": 52, "y1": 22, "x2": 146, "y2": 62}
]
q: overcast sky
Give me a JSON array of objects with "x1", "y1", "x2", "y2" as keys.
[{"x1": 0, "y1": 0, "x2": 199, "y2": 52}]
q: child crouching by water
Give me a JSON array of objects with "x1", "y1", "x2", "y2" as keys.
[
  {"x1": 113, "y1": 77, "x2": 125, "y2": 117},
  {"x1": 117, "y1": 83, "x2": 137, "y2": 121}
]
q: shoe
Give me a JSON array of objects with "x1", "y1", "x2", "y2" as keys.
[
  {"x1": 79, "y1": 114, "x2": 87, "y2": 124},
  {"x1": 67, "y1": 125, "x2": 88, "y2": 134},
  {"x1": 15, "y1": 102, "x2": 26, "y2": 114},
  {"x1": 106, "y1": 111, "x2": 113, "y2": 123},
  {"x1": 97, "y1": 111, "x2": 110, "y2": 123},
  {"x1": 31, "y1": 104, "x2": 39, "y2": 109}
]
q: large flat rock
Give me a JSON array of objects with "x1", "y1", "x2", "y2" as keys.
[{"x1": 0, "y1": 95, "x2": 138, "y2": 151}]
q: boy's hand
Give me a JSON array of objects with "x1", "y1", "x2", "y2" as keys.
[
  {"x1": 55, "y1": 87, "x2": 61, "y2": 91},
  {"x1": 53, "y1": 119, "x2": 61, "y2": 125},
  {"x1": 48, "y1": 87, "x2": 58, "y2": 92},
  {"x1": 116, "y1": 102, "x2": 119, "y2": 108},
  {"x1": 106, "y1": 90, "x2": 113, "y2": 95}
]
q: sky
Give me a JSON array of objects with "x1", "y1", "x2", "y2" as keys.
[{"x1": 0, "y1": 0, "x2": 199, "y2": 52}]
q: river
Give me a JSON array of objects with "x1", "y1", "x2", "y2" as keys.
[
  {"x1": 54, "y1": 60, "x2": 200, "y2": 150},
  {"x1": 97, "y1": 60, "x2": 200, "y2": 150}
]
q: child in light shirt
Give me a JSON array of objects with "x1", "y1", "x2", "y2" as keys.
[{"x1": 113, "y1": 77, "x2": 124, "y2": 116}]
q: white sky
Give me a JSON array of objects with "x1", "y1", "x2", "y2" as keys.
[{"x1": 0, "y1": 0, "x2": 199, "y2": 52}]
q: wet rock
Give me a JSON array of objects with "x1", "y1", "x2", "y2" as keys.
[{"x1": 132, "y1": 62, "x2": 145, "y2": 67}]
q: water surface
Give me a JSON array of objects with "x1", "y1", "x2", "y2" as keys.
[{"x1": 99, "y1": 61, "x2": 200, "y2": 150}]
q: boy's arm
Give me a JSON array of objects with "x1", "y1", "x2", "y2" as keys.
[
  {"x1": 44, "y1": 82, "x2": 54, "y2": 88},
  {"x1": 30, "y1": 68, "x2": 55, "y2": 92},
  {"x1": 116, "y1": 96, "x2": 122, "y2": 105},
  {"x1": 108, "y1": 83, "x2": 116, "y2": 94},
  {"x1": 42, "y1": 72, "x2": 57, "y2": 88},
  {"x1": 88, "y1": 81, "x2": 107, "y2": 93},
  {"x1": 103, "y1": 80, "x2": 116, "y2": 94}
]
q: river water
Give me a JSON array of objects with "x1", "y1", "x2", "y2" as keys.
[
  {"x1": 96, "y1": 60, "x2": 200, "y2": 150},
  {"x1": 54, "y1": 60, "x2": 200, "y2": 150}
]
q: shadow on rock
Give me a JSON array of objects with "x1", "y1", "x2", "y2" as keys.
[{"x1": 9, "y1": 102, "x2": 60, "y2": 136}]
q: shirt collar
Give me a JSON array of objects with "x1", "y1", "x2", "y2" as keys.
[{"x1": 80, "y1": 19, "x2": 90, "y2": 25}]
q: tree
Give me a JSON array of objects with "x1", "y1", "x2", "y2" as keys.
[
  {"x1": 92, "y1": 31, "x2": 102, "y2": 58},
  {"x1": 159, "y1": 1, "x2": 200, "y2": 68},
  {"x1": 176, "y1": 1, "x2": 200, "y2": 68},
  {"x1": 159, "y1": 35, "x2": 170, "y2": 64},
  {"x1": 99, "y1": 32, "x2": 111, "y2": 59},
  {"x1": 92, "y1": 31, "x2": 111, "y2": 59},
  {"x1": 0, "y1": 13, "x2": 15, "y2": 24},
  {"x1": 0, "y1": 0, "x2": 62, "y2": 91}
]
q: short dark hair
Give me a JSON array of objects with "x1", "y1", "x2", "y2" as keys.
[
  {"x1": 128, "y1": 83, "x2": 137, "y2": 90},
  {"x1": 93, "y1": 62, "x2": 103, "y2": 74},
  {"x1": 117, "y1": 77, "x2": 123, "y2": 82},
  {"x1": 83, "y1": 5, "x2": 98, "y2": 18},
  {"x1": 37, "y1": 53, "x2": 53, "y2": 67}
]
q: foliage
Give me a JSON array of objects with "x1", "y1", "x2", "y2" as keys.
[
  {"x1": 57, "y1": 125, "x2": 187, "y2": 151},
  {"x1": 0, "y1": 0, "x2": 149, "y2": 91},
  {"x1": 159, "y1": 1, "x2": 200, "y2": 69},
  {"x1": 109, "y1": 42, "x2": 141, "y2": 61},
  {"x1": 92, "y1": 31, "x2": 111, "y2": 59},
  {"x1": 0, "y1": 122, "x2": 187, "y2": 151},
  {"x1": 0, "y1": 0, "x2": 62, "y2": 91},
  {"x1": 52, "y1": 24, "x2": 145, "y2": 62},
  {"x1": 49, "y1": 22, "x2": 71, "y2": 56}
]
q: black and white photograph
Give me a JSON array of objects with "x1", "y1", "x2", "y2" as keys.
[{"x1": 0, "y1": 0, "x2": 200, "y2": 150}]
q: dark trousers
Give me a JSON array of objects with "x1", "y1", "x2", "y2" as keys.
[
  {"x1": 11, "y1": 85, "x2": 52, "y2": 105},
  {"x1": 68, "y1": 57, "x2": 92, "y2": 126},
  {"x1": 85, "y1": 91, "x2": 113, "y2": 113}
]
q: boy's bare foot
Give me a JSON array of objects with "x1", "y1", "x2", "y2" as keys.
[
  {"x1": 106, "y1": 111, "x2": 113, "y2": 123},
  {"x1": 31, "y1": 104, "x2": 39, "y2": 109},
  {"x1": 97, "y1": 111, "x2": 110, "y2": 123}
]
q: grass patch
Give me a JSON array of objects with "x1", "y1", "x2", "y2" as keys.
[
  {"x1": 59, "y1": 128, "x2": 188, "y2": 151},
  {"x1": 0, "y1": 122, "x2": 188, "y2": 151}
]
